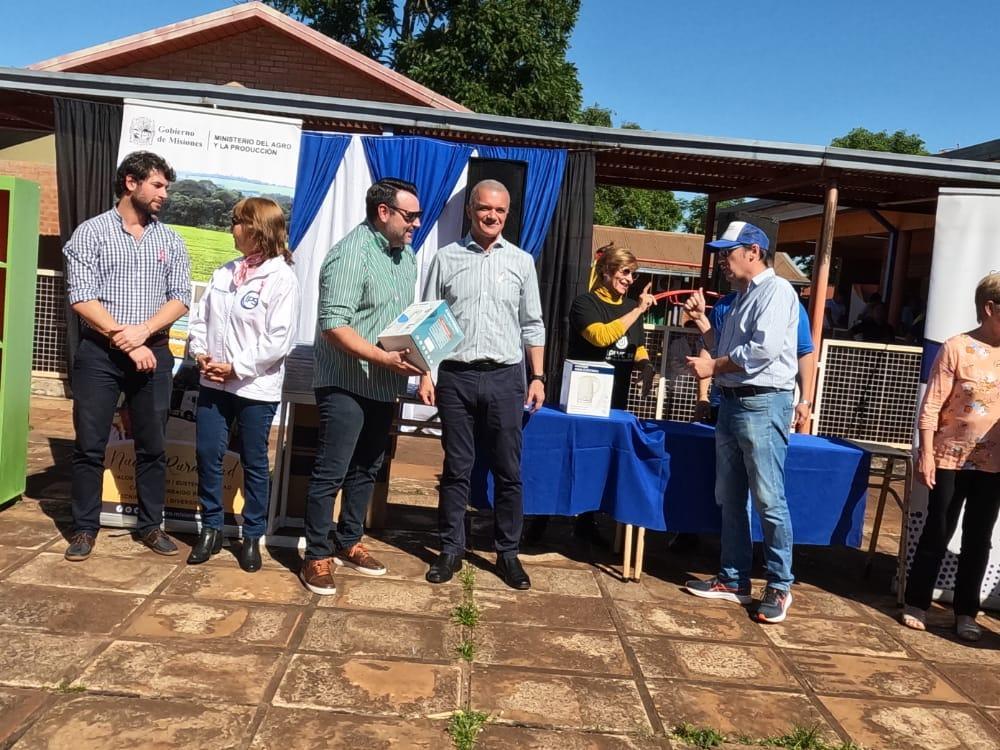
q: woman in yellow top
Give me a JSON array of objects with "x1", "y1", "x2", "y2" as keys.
[
  {"x1": 530, "y1": 245, "x2": 656, "y2": 545},
  {"x1": 902, "y1": 272, "x2": 1000, "y2": 641},
  {"x1": 566, "y1": 244, "x2": 657, "y2": 409}
]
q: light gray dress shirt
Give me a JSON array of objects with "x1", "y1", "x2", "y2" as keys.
[
  {"x1": 712, "y1": 268, "x2": 798, "y2": 390},
  {"x1": 424, "y1": 235, "x2": 545, "y2": 365}
]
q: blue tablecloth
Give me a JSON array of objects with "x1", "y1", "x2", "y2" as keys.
[{"x1": 471, "y1": 407, "x2": 871, "y2": 547}]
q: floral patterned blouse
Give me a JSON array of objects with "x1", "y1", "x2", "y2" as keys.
[{"x1": 918, "y1": 333, "x2": 1000, "y2": 473}]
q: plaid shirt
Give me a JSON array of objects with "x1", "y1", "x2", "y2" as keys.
[{"x1": 63, "y1": 207, "x2": 192, "y2": 328}]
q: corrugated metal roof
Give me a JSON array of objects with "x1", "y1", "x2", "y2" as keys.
[{"x1": 3, "y1": 66, "x2": 1000, "y2": 206}]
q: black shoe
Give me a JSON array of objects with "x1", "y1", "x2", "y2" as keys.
[
  {"x1": 239, "y1": 537, "x2": 262, "y2": 573},
  {"x1": 496, "y1": 554, "x2": 531, "y2": 590},
  {"x1": 139, "y1": 528, "x2": 179, "y2": 556},
  {"x1": 187, "y1": 527, "x2": 223, "y2": 565},
  {"x1": 426, "y1": 553, "x2": 463, "y2": 584},
  {"x1": 65, "y1": 531, "x2": 96, "y2": 562}
]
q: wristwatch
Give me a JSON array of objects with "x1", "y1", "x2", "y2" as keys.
[
  {"x1": 797, "y1": 400, "x2": 813, "y2": 407},
  {"x1": 530, "y1": 374, "x2": 547, "y2": 384}
]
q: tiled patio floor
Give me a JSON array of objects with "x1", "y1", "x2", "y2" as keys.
[{"x1": 2, "y1": 397, "x2": 999, "y2": 749}]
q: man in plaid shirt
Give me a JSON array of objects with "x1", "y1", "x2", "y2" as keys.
[{"x1": 62, "y1": 151, "x2": 191, "y2": 561}]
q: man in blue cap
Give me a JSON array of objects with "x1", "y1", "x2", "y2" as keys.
[{"x1": 681, "y1": 221, "x2": 800, "y2": 623}]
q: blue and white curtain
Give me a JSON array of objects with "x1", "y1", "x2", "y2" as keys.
[{"x1": 288, "y1": 133, "x2": 567, "y2": 340}]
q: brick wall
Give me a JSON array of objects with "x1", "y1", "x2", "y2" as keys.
[
  {"x1": 100, "y1": 26, "x2": 420, "y2": 105},
  {"x1": 0, "y1": 160, "x2": 59, "y2": 236}
]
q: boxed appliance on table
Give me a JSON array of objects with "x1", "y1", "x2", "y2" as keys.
[{"x1": 559, "y1": 359, "x2": 615, "y2": 417}]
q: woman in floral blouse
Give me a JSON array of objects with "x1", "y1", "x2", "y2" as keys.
[{"x1": 902, "y1": 272, "x2": 1000, "y2": 641}]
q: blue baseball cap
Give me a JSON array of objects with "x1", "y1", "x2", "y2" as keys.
[{"x1": 706, "y1": 221, "x2": 770, "y2": 253}]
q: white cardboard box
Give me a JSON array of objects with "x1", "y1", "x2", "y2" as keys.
[
  {"x1": 378, "y1": 300, "x2": 465, "y2": 371},
  {"x1": 559, "y1": 359, "x2": 615, "y2": 417}
]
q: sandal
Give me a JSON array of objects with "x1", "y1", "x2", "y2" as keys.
[
  {"x1": 956, "y1": 615, "x2": 982, "y2": 642},
  {"x1": 900, "y1": 605, "x2": 926, "y2": 631}
]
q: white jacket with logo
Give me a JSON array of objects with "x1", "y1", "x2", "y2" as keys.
[{"x1": 188, "y1": 256, "x2": 300, "y2": 402}]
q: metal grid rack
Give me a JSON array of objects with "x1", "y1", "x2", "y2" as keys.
[
  {"x1": 32, "y1": 270, "x2": 67, "y2": 378},
  {"x1": 625, "y1": 325, "x2": 702, "y2": 421},
  {"x1": 814, "y1": 339, "x2": 923, "y2": 449}
]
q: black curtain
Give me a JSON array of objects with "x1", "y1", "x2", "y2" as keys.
[
  {"x1": 54, "y1": 98, "x2": 123, "y2": 377},
  {"x1": 535, "y1": 151, "x2": 595, "y2": 402}
]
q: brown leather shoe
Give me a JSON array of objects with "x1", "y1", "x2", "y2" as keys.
[
  {"x1": 300, "y1": 558, "x2": 337, "y2": 595},
  {"x1": 334, "y1": 543, "x2": 387, "y2": 576},
  {"x1": 65, "y1": 531, "x2": 96, "y2": 562},
  {"x1": 139, "y1": 528, "x2": 179, "y2": 556}
]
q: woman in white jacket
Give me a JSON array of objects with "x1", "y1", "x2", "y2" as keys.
[{"x1": 187, "y1": 197, "x2": 299, "y2": 572}]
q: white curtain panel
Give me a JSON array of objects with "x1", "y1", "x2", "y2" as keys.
[{"x1": 293, "y1": 135, "x2": 372, "y2": 341}]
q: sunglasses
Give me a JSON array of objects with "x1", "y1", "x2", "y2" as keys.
[
  {"x1": 616, "y1": 268, "x2": 638, "y2": 278},
  {"x1": 716, "y1": 245, "x2": 746, "y2": 260},
  {"x1": 386, "y1": 204, "x2": 424, "y2": 223},
  {"x1": 231, "y1": 216, "x2": 243, "y2": 227}
]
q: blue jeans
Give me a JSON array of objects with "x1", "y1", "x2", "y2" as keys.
[
  {"x1": 195, "y1": 387, "x2": 277, "y2": 539},
  {"x1": 303, "y1": 387, "x2": 394, "y2": 560},
  {"x1": 715, "y1": 390, "x2": 794, "y2": 591}
]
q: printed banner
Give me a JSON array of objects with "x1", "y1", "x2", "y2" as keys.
[{"x1": 102, "y1": 100, "x2": 302, "y2": 531}]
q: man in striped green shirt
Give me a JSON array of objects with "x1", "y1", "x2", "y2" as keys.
[{"x1": 300, "y1": 178, "x2": 425, "y2": 596}]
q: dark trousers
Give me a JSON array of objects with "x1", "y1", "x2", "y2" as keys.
[
  {"x1": 436, "y1": 364, "x2": 525, "y2": 557},
  {"x1": 905, "y1": 468, "x2": 1000, "y2": 616},
  {"x1": 303, "y1": 386, "x2": 393, "y2": 560},
  {"x1": 71, "y1": 337, "x2": 173, "y2": 535},
  {"x1": 195, "y1": 387, "x2": 277, "y2": 539}
]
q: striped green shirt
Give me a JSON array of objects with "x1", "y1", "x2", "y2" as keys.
[{"x1": 313, "y1": 221, "x2": 417, "y2": 402}]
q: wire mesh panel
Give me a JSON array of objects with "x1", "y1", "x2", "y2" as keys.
[
  {"x1": 814, "y1": 340, "x2": 923, "y2": 448},
  {"x1": 625, "y1": 326, "x2": 702, "y2": 421},
  {"x1": 625, "y1": 328, "x2": 662, "y2": 418},
  {"x1": 32, "y1": 270, "x2": 68, "y2": 378},
  {"x1": 662, "y1": 372, "x2": 700, "y2": 422}
]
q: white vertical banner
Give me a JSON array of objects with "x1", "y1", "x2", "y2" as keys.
[
  {"x1": 292, "y1": 135, "x2": 371, "y2": 342},
  {"x1": 910, "y1": 187, "x2": 1000, "y2": 607},
  {"x1": 103, "y1": 99, "x2": 302, "y2": 532}
]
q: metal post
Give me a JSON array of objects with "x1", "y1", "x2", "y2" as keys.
[
  {"x1": 699, "y1": 198, "x2": 718, "y2": 288},
  {"x1": 806, "y1": 181, "x2": 838, "y2": 403}
]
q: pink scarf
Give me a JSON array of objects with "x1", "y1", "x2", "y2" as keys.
[{"x1": 233, "y1": 253, "x2": 265, "y2": 288}]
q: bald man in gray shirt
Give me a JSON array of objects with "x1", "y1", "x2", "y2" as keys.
[{"x1": 419, "y1": 180, "x2": 545, "y2": 589}]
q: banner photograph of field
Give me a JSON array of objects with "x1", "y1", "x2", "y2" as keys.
[
  {"x1": 161, "y1": 175, "x2": 293, "y2": 282},
  {"x1": 117, "y1": 99, "x2": 301, "y2": 282}
]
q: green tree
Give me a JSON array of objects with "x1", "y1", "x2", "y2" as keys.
[
  {"x1": 577, "y1": 104, "x2": 682, "y2": 231},
  {"x1": 679, "y1": 195, "x2": 745, "y2": 235},
  {"x1": 265, "y1": 0, "x2": 582, "y2": 121},
  {"x1": 830, "y1": 127, "x2": 929, "y2": 155}
]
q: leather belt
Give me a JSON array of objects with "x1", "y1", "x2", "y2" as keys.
[
  {"x1": 440, "y1": 359, "x2": 511, "y2": 372},
  {"x1": 81, "y1": 327, "x2": 169, "y2": 349},
  {"x1": 718, "y1": 385, "x2": 791, "y2": 398}
]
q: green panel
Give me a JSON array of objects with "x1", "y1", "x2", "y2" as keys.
[{"x1": 0, "y1": 176, "x2": 41, "y2": 505}]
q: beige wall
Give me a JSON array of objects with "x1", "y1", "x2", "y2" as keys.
[{"x1": 0, "y1": 134, "x2": 56, "y2": 164}]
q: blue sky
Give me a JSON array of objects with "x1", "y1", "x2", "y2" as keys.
[{"x1": 3, "y1": 0, "x2": 997, "y2": 154}]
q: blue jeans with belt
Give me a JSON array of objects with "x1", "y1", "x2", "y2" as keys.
[
  {"x1": 195, "y1": 387, "x2": 277, "y2": 539},
  {"x1": 715, "y1": 389, "x2": 795, "y2": 591}
]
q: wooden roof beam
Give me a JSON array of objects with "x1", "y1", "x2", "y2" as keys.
[{"x1": 709, "y1": 170, "x2": 833, "y2": 204}]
